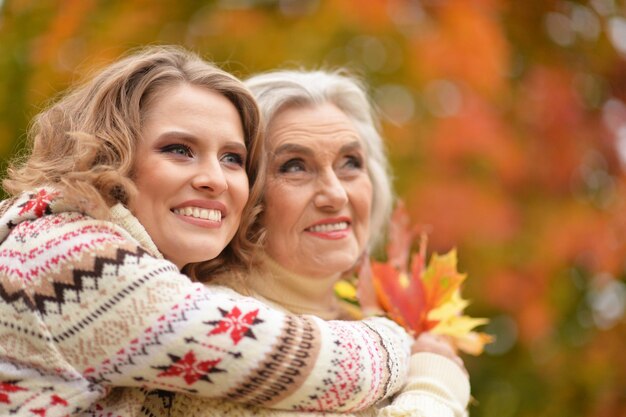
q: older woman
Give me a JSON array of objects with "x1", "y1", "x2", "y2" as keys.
[
  {"x1": 171, "y1": 70, "x2": 470, "y2": 416},
  {"x1": 0, "y1": 47, "x2": 414, "y2": 416},
  {"x1": 240, "y1": 70, "x2": 471, "y2": 417}
]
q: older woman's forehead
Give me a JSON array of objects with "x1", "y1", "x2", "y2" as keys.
[
  {"x1": 269, "y1": 122, "x2": 361, "y2": 141},
  {"x1": 268, "y1": 103, "x2": 360, "y2": 137}
]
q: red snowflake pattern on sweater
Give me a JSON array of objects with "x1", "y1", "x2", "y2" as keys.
[
  {"x1": 207, "y1": 306, "x2": 263, "y2": 345},
  {"x1": 156, "y1": 350, "x2": 223, "y2": 385},
  {"x1": 28, "y1": 394, "x2": 69, "y2": 417},
  {"x1": 0, "y1": 381, "x2": 27, "y2": 404},
  {"x1": 18, "y1": 190, "x2": 57, "y2": 218}
]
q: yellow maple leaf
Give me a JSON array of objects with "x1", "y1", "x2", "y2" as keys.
[{"x1": 341, "y1": 202, "x2": 493, "y2": 355}]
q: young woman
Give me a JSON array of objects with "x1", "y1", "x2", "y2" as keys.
[{"x1": 0, "y1": 46, "x2": 412, "y2": 416}]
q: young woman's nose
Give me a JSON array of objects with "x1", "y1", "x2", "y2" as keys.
[
  {"x1": 191, "y1": 158, "x2": 228, "y2": 194},
  {"x1": 313, "y1": 169, "x2": 348, "y2": 210}
]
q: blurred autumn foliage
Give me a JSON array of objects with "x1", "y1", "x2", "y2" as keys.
[{"x1": 1, "y1": 0, "x2": 626, "y2": 416}]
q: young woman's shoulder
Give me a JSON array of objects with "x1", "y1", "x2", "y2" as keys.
[{"x1": 2, "y1": 194, "x2": 134, "y2": 252}]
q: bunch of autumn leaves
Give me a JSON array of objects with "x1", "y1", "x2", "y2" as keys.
[{"x1": 336, "y1": 202, "x2": 493, "y2": 356}]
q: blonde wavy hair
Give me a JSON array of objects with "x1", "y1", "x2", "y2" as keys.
[{"x1": 3, "y1": 45, "x2": 265, "y2": 277}]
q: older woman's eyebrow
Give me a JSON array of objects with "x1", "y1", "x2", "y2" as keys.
[
  {"x1": 339, "y1": 141, "x2": 364, "y2": 153},
  {"x1": 273, "y1": 139, "x2": 363, "y2": 156},
  {"x1": 272, "y1": 142, "x2": 314, "y2": 156}
]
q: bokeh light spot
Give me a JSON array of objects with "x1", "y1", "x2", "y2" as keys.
[
  {"x1": 484, "y1": 315, "x2": 518, "y2": 356},
  {"x1": 545, "y1": 12, "x2": 575, "y2": 46},
  {"x1": 608, "y1": 16, "x2": 626, "y2": 55},
  {"x1": 590, "y1": 0, "x2": 616, "y2": 16},
  {"x1": 602, "y1": 98, "x2": 626, "y2": 132},
  {"x1": 571, "y1": 5, "x2": 600, "y2": 41},
  {"x1": 423, "y1": 79, "x2": 462, "y2": 118},
  {"x1": 346, "y1": 36, "x2": 388, "y2": 72},
  {"x1": 386, "y1": 0, "x2": 425, "y2": 29},
  {"x1": 375, "y1": 84, "x2": 415, "y2": 125},
  {"x1": 587, "y1": 275, "x2": 626, "y2": 329}
]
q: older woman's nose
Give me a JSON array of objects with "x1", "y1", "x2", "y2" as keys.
[
  {"x1": 191, "y1": 159, "x2": 228, "y2": 194},
  {"x1": 314, "y1": 170, "x2": 348, "y2": 209}
]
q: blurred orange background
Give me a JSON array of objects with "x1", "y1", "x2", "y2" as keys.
[{"x1": 1, "y1": 1, "x2": 625, "y2": 415}]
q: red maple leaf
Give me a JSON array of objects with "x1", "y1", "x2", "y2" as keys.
[
  {"x1": 157, "y1": 350, "x2": 221, "y2": 385},
  {"x1": 208, "y1": 306, "x2": 260, "y2": 345},
  {"x1": 355, "y1": 202, "x2": 492, "y2": 355},
  {"x1": 363, "y1": 202, "x2": 465, "y2": 335}
]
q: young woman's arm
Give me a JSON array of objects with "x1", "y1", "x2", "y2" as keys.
[{"x1": 0, "y1": 202, "x2": 410, "y2": 413}]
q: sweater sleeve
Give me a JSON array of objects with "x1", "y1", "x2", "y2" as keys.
[
  {"x1": 376, "y1": 353, "x2": 471, "y2": 417},
  {"x1": 25, "y1": 215, "x2": 411, "y2": 412},
  {"x1": 188, "y1": 352, "x2": 469, "y2": 417}
]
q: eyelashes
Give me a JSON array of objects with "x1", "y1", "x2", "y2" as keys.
[
  {"x1": 160, "y1": 143, "x2": 193, "y2": 157},
  {"x1": 159, "y1": 143, "x2": 246, "y2": 167},
  {"x1": 344, "y1": 155, "x2": 363, "y2": 169},
  {"x1": 278, "y1": 158, "x2": 306, "y2": 173},
  {"x1": 276, "y1": 155, "x2": 365, "y2": 175},
  {"x1": 222, "y1": 152, "x2": 246, "y2": 167}
]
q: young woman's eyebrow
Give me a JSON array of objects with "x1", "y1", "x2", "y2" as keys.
[{"x1": 154, "y1": 131, "x2": 199, "y2": 145}]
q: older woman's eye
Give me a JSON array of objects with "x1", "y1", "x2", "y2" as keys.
[
  {"x1": 343, "y1": 155, "x2": 364, "y2": 169},
  {"x1": 278, "y1": 158, "x2": 306, "y2": 173},
  {"x1": 160, "y1": 143, "x2": 193, "y2": 157}
]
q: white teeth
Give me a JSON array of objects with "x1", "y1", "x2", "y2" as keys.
[
  {"x1": 308, "y1": 222, "x2": 348, "y2": 233},
  {"x1": 173, "y1": 207, "x2": 221, "y2": 221}
]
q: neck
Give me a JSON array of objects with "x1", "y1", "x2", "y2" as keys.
[{"x1": 247, "y1": 253, "x2": 342, "y2": 320}]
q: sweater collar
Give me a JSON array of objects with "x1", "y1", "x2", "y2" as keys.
[
  {"x1": 108, "y1": 203, "x2": 163, "y2": 260},
  {"x1": 246, "y1": 252, "x2": 341, "y2": 320}
]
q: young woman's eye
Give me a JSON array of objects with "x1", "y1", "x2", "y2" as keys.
[
  {"x1": 160, "y1": 143, "x2": 193, "y2": 157},
  {"x1": 278, "y1": 158, "x2": 306, "y2": 173},
  {"x1": 221, "y1": 152, "x2": 245, "y2": 167}
]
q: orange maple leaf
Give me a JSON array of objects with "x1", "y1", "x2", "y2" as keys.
[{"x1": 357, "y1": 201, "x2": 492, "y2": 355}]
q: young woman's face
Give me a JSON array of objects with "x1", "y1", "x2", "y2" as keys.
[
  {"x1": 263, "y1": 102, "x2": 373, "y2": 279},
  {"x1": 131, "y1": 84, "x2": 249, "y2": 269}
]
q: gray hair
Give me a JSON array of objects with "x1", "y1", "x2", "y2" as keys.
[{"x1": 244, "y1": 69, "x2": 394, "y2": 250}]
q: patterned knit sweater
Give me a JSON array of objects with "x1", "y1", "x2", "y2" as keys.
[
  {"x1": 0, "y1": 189, "x2": 412, "y2": 417},
  {"x1": 158, "y1": 255, "x2": 471, "y2": 417}
]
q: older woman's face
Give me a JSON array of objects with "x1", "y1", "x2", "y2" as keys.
[
  {"x1": 263, "y1": 103, "x2": 373, "y2": 278},
  {"x1": 130, "y1": 84, "x2": 249, "y2": 269}
]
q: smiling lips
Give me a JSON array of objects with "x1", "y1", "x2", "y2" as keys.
[
  {"x1": 172, "y1": 200, "x2": 226, "y2": 228},
  {"x1": 305, "y1": 219, "x2": 351, "y2": 239},
  {"x1": 173, "y1": 206, "x2": 222, "y2": 221}
]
